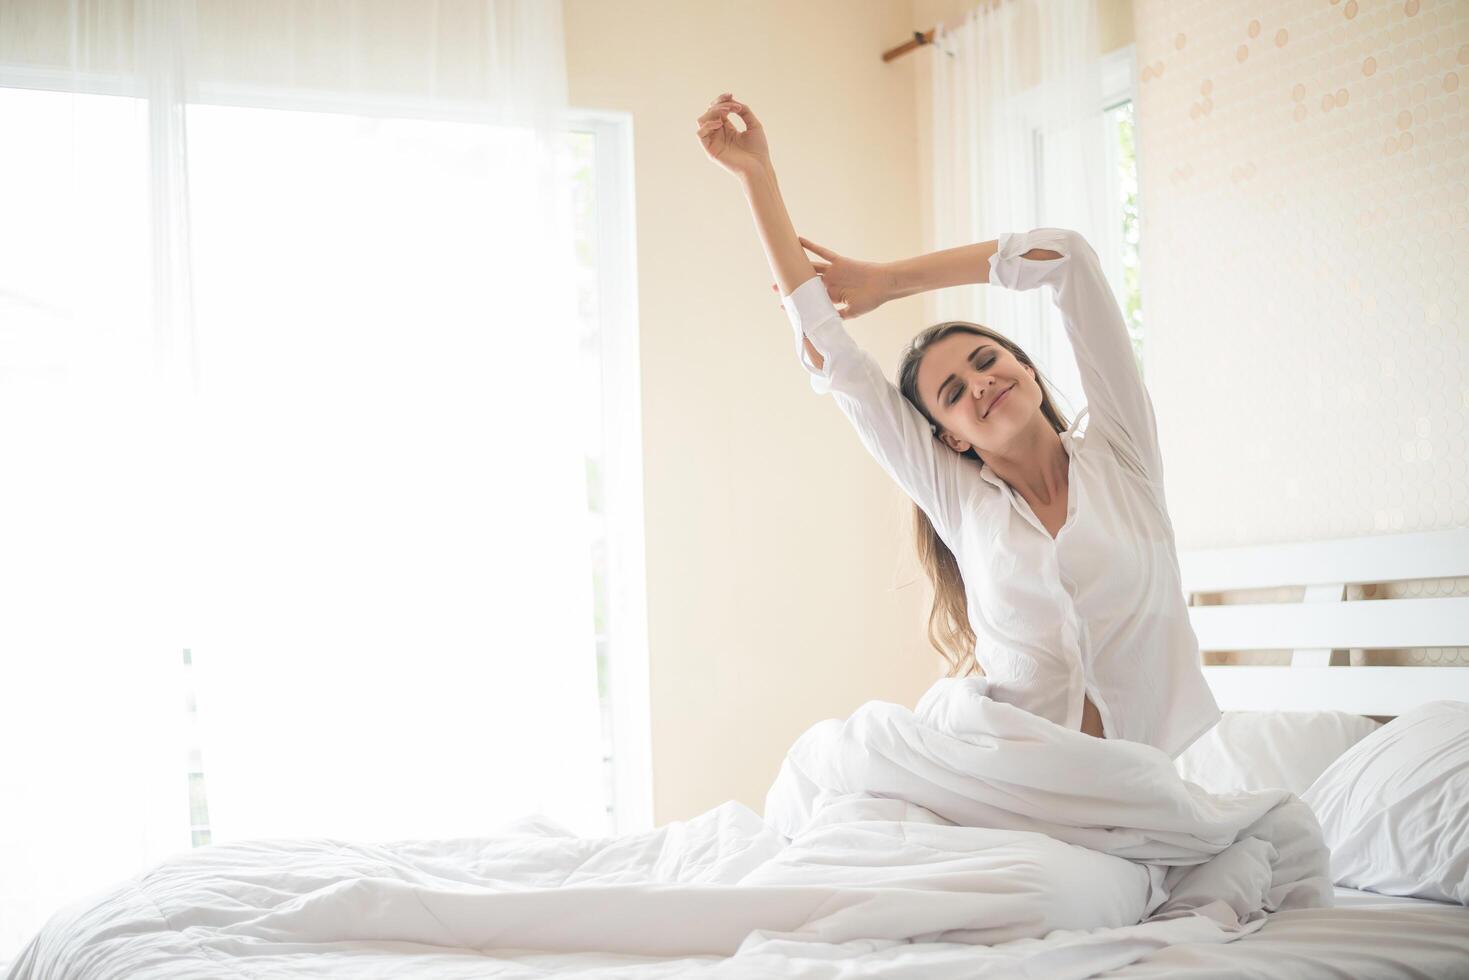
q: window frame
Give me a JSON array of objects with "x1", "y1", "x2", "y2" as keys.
[{"x1": 574, "y1": 109, "x2": 654, "y2": 835}]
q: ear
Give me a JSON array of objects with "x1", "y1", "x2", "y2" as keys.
[{"x1": 939, "y1": 430, "x2": 971, "y2": 455}]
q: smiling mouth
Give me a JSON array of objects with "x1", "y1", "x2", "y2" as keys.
[{"x1": 984, "y1": 384, "x2": 1015, "y2": 418}]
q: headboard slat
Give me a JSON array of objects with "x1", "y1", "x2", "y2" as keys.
[
  {"x1": 1188, "y1": 596, "x2": 1469, "y2": 651},
  {"x1": 1202, "y1": 665, "x2": 1469, "y2": 714},
  {"x1": 1179, "y1": 529, "x2": 1469, "y2": 594}
]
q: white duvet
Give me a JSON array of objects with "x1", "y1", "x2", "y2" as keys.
[{"x1": 6, "y1": 677, "x2": 1333, "y2": 979}]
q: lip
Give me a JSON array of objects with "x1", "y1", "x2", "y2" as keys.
[{"x1": 984, "y1": 384, "x2": 1015, "y2": 418}]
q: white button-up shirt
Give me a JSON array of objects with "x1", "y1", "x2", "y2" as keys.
[{"x1": 780, "y1": 227, "x2": 1219, "y2": 760}]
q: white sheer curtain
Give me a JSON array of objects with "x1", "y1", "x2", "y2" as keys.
[
  {"x1": 0, "y1": 0, "x2": 604, "y2": 961},
  {"x1": 929, "y1": 0, "x2": 1108, "y2": 418}
]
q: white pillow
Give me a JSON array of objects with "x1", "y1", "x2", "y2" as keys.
[
  {"x1": 1301, "y1": 700, "x2": 1469, "y2": 905},
  {"x1": 1174, "y1": 710, "x2": 1382, "y2": 796}
]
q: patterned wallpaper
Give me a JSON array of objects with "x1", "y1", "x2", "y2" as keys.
[{"x1": 1133, "y1": 0, "x2": 1468, "y2": 666}]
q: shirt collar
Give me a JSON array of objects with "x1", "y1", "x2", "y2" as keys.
[{"x1": 1067, "y1": 405, "x2": 1090, "y2": 436}]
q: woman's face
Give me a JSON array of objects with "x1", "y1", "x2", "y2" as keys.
[{"x1": 915, "y1": 331, "x2": 1040, "y2": 456}]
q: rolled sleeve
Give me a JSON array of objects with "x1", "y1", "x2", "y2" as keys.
[
  {"x1": 780, "y1": 274, "x2": 851, "y2": 395},
  {"x1": 989, "y1": 228, "x2": 1165, "y2": 491},
  {"x1": 989, "y1": 228, "x2": 1078, "y2": 291}
]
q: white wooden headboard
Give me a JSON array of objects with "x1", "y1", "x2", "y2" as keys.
[{"x1": 1178, "y1": 528, "x2": 1469, "y2": 716}]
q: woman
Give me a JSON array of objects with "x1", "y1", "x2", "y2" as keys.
[{"x1": 695, "y1": 94, "x2": 1219, "y2": 759}]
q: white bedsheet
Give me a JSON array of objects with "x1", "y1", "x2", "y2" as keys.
[
  {"x1": 5, "y1": 677, "x2": 1336, "y2": 979},
  {"x1": 1097, "y1": 887, "x2": 1469, "y2": 978}
]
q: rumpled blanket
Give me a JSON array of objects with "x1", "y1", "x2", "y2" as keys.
[
  {"x1": 762, "y1": 677, "x2": 1332, "y2": 940},
  {"x1": 4, "y1": 676, "x2": 1332, "y2": 979}
]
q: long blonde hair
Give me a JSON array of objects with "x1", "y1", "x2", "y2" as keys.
[{"x1": 896, "y1": 322, "x2": 1070, "y2": 677}]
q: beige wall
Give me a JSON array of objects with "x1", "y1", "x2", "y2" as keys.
[
  {"x1": 1131, "y1": 0, "x2": 1469, "y2": 666},
  {"x1": 564, "y1": 1, "x2": 946, "y2": 825},
  {"x1": 563, "y1": 0, "x2": 1139, "y2": 826}
]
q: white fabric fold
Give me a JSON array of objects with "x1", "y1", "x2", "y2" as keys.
[
  {"x1": 765, "y1": 677, "x2": 1332, "y2": 923},
  {"x1": 5, "y1": 677, "x2": 1332, "y2": 979}
]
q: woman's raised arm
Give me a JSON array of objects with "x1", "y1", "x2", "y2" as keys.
[
  {"x1": 695, "y1": 94, "x2": 813, "y2": 297},
  {"x1": 695, "y1": 94, "x2": 976, "y2": 550},
  {"x1": 791, "y1": 237, "x2": 1061, "y2": 318},
  {"x1": 987, "y1": 228, "x2": 1164, "y2": 488},
  {"x1": 796, "y1": 228, "x2": 1161, "y2": 489}
]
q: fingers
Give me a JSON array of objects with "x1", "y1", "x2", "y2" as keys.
[
  {"x1": 699, "y1": 99, "x2": 743, "y2": 120},
  {"x1": 798, "y1": 236, "x2": 836, "y2": 260},
  {"x1": 696, "y1": 103, "x2": 729, "y2": 125},
  {"x1": 728, "y1": 101, "x2": 761, "y2": 130},
  {"x1": 697, "y1": 100, "x2": 745, "y2": 132},
  {"x1": 703, "y1": 94, "x2": 749, "y2": 118}
]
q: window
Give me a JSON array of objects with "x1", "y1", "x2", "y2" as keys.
[
  {"x1": 180, "y1": 100, "x2": 644, "y2": 835},
  {"x1": 1011, "y1": 44, "x2": 1144, "y2": 418},
  {"x1": 0, "y1": 78, "x2": 651, "y2": 865}
]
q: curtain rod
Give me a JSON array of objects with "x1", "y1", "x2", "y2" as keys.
[
  {"x1": 882, "y1": 29, "x2": 939, "y2": 63},
  {"x1": 882, "y1": 1, "x2": 1001, "y2": 63}
]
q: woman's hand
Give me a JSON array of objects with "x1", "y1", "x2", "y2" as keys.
[
  {"x1": 696, "y1": 92, "x2": 771, "y2": 181},
  {"x1": 774, "y1": 238, "x2": 896, "y2": 319}
]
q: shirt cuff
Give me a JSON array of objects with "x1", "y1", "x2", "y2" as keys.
[
  {"x1": 989, "y1": 228, "x2": 1075, "y2": 291},
  {"x1": 988, "y1": 232, "x2": 1016, "y2": 287},
  {"x1": 781, "y1": 274, "x2": 835, "y2": 331},
  {"x1": 781, "y1": 274, "x2": 839, "y2": 394}
]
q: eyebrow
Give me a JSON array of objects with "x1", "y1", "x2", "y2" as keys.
[{"x1": 936, "y1": 345, "x2": 993, "y2": 406}]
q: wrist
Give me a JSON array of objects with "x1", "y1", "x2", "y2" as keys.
[
  {"x1": 737, "y1": 161, "x2": 774, "y2": 192},
  {"x1": 885, "y1": 258, "x2": 917, "y2": 301}
]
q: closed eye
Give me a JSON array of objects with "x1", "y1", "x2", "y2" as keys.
[{"x1": 947, "y1": 355, "x2": 996, "y2": 405}]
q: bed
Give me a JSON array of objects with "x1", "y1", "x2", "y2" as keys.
[
  {"x1": 6, "y1": 529, "x2": 1468, "y2": 979},
  {"x1": 1104, "y1": 527, "x2": 1469, "y2": 977}
]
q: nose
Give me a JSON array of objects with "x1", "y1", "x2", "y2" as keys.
[{"x1": 971, "y1": 376, "x2": 992, "y2": 399}]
